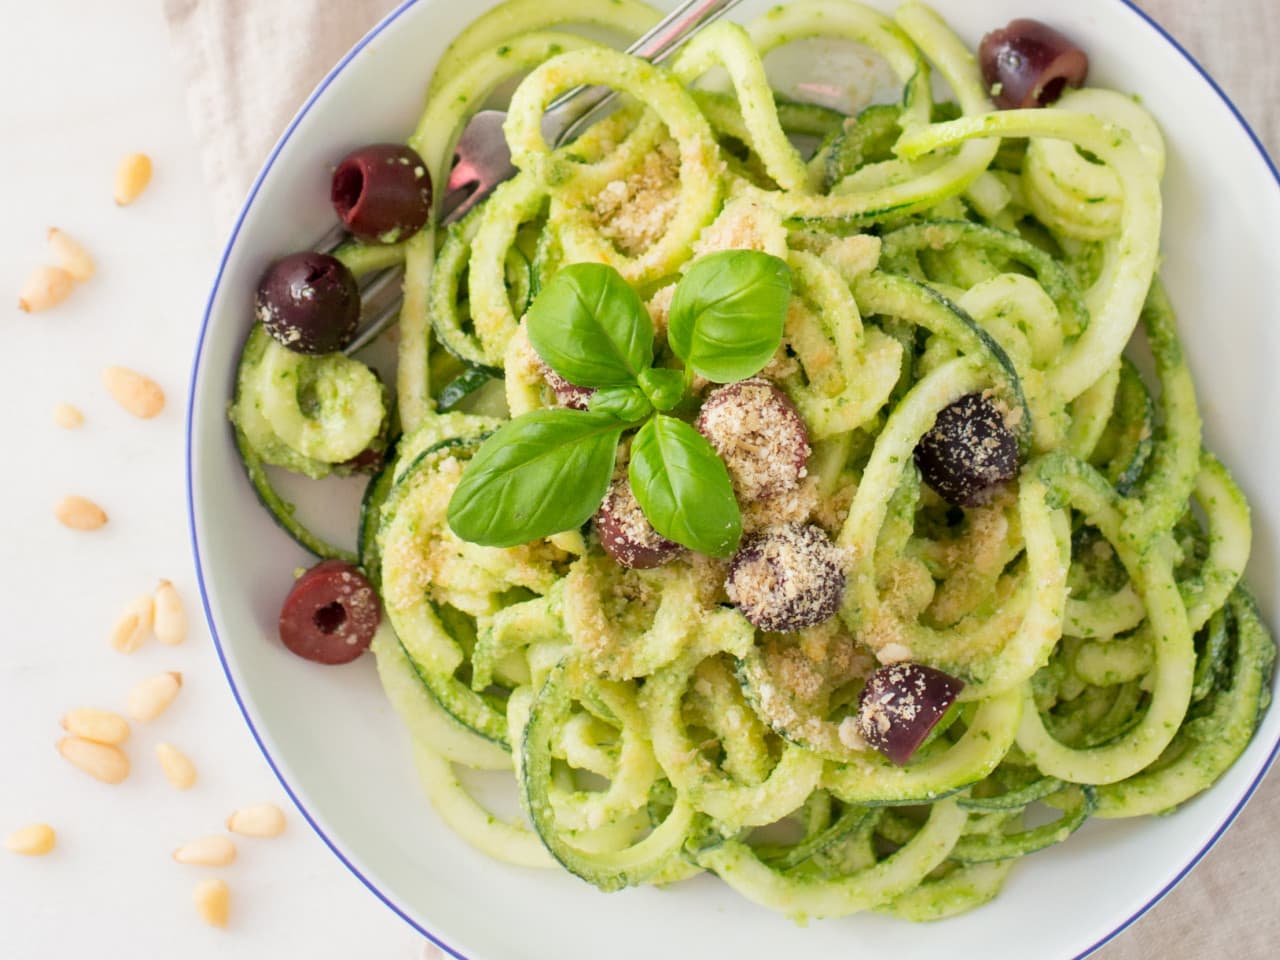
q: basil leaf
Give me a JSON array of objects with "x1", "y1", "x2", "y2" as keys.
[
  {"x1": 638, "y1": 367, "x2": 685, "y2": 412},
  {"x1": 629, "y1": 414, "x2": 742, "y2": 557},
  {"x1": 667, "y1": 250, "x2": 791, "y2": 384},
  {"x1": 526, "y1": 262, "x2": 653, "y2": 388},
  {"x1": 447, "y1": 410, "x2": 623, "y2": 547},
  {"x1": 589, "y1": 385, "x2": 653, "y2": 422}
]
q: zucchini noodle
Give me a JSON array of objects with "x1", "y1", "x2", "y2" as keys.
[{"x1": 228, "y1": 0, "x2": 1275, "y2": 924}]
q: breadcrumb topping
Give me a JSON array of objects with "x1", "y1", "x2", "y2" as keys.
[
  {"x1": 593, "y1": 140, "x2": 680, "y2": 256},
  {"x1": 726, "y1": 523, "x2": 848, "y2": 632},
  {"x1": 697, "y1": 378, "x2": 811, "y2": 503}
]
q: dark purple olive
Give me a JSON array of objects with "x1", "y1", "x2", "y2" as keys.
[
  {"x1": 914, "y1": 392, "x2": 1020, "y2": 507},
  {"x1": 331, "y1": 143, "x2": 433, "y2": 243},
  {"x1": 696, "y1": 378, "x2": 811, "y2": 503},
  {"x1": 725, "y1": 523, "x2": 846, "y2": 632},
  {"x1": 539, "y1": 362, "x2": 594, "y2": 411},
  {"x1": 340, "y1": 446, "x2": 385, "y2": 473},
  {"x1": 255, "y1": 251, "x2": 360, "y2": 355},
  {"x1": 979, "y1": 18, "x2": 1089, "y2": 110},
  {"x1": 595, "y1": 477, "x2": 684, "y2": 570},
  {"x1": 856, "y1": 662, "x2": 964, "y2": 765},
  {"x1": 278, "y1": 560, "x2": 381, "y2": 665}
]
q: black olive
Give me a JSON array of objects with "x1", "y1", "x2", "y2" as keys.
[
  {"x1": 696, "y1": 378, "x2": 811, "y2": 503},
  {"x1": 914, "y1": 393, "x2": 1020, "y2": 507},
  {"x1": 856, "y1": 662, "x2": 964, "y2": 765},
  {"x1": 331, "y1": 143, "x2": 433, "y2": 243},
  {"x1": 726, "y1": 523, "x2": 846, "y2": 632},
  {"x1": 594, "y1": 477, "x2": 684, "y2": 570},
  {"x1": 255, "y1": 252, "x2": 360, "y2": 355},
  {"x1": 979, "y1": 19, "x2": 1089, "y2": 110}
]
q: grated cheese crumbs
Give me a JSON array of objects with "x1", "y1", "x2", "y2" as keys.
[{"x1": 593, "y1": 141, "x2": 680, "y2": 255}]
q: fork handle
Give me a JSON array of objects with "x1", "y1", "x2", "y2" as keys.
[
  {"x1": 629, "y1": 0, "x2": 745, "y2": 65},
  {"x1": 547, "y1": 0, "x2": 745, "y2": 146}
]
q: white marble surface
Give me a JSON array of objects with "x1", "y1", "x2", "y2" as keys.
[{"x1": 1, "y1": 1, "x2": 1276, "y2": 959}]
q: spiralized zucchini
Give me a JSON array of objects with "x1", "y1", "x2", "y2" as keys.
[{"x1": 232, "y1": 0, "x2": 1274, "y2": 924}]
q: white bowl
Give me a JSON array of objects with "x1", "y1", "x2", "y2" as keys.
[{"x1": 186, "y1": 1, "x2": 1280, "y2": 957}]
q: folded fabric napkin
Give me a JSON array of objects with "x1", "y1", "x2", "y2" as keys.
[{"x1": 163, "y1": 1, "x2": 1279, "y2": 957}]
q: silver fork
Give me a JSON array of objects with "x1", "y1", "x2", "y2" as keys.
[{"x1": 336, "y1": 0, "x2": 743, "y2": 356}]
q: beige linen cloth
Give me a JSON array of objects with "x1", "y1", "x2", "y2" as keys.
[{"x1": 163, "y1": 1, "x2": 1280, "y2": 957}]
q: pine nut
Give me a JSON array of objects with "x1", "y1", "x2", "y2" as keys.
[
  {"x1": 54, "y1": 495, "x2": 107, "y2": 531},
  {"x1": 226, "y1": 803, "x2": 286, "y2": 838},
  {"x1": 57, "y1": 737, "x2": 130, "y2": 784},
  {"x1": 153, "y1": 580, "x2": 187, "y2": 646},
  {"x1": 114, "y1": 153, "x2": 152, "y2": 206},
  {"x1": 61, "y1": 708, "x2": 130, "y2": 746},
  {"x1": 111, "y1": 594, "x2": 155, "y2": 654},
  {"x1": 173, "y1": 835, "x2": 237, "y2": 867},
  {"x1": 5, "y1": 824, "x2": 57, "y2": 857},
  {"x1": 102, "y1": 366, "x2": 165, "y2": 419},
  {"x1": 52, "y1": 403, "x2": 84, "y2": 429},
  {"x1": 127, "y1": 671, "x2": 182, "y2": 723},
  {"x1": 46, "y1": 227, "x2": 95, "y2": 282},
  {"x1": 156, "y1": 742, "x2": 197, "y2": 790},
  {"x1": 192, "y1": 878, "x2": 230, "y2": 929},
  {"x1": 18, "y1": 265, "x2": 75, "y2": 313}
]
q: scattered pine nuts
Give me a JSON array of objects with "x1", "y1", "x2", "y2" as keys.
[
  {"x1": 173, "y1": 835, "x2": 237, "y2": 867},
  {"x1": 5, "y1": 824, "x2": 56, "y2": 857},
  {"x1": 153, "y1": 580, "x2": 187, "y2": 646},
  {"x1": 46, "y1": 228, "x2": 95, "y2": 282},
  {"x1": 193, "y1": 878, "x2": 230, "y2": 929},
  {"x1": 54, "y1": 495, "x2": 107, "y2": 531},
  {"x1": 52, "y1": 403, "x2": 84, "y2": 430},
  {"x1": 126, "y1": 671, "x2": 182, "y2": 722},
  {"x1": 156, "y1": 742, "x2": 197, "y2": 790},
  {"x1": 18, "y1": 265, "x2": 76, "y2": 313},
  {"x1": 57, "y1": 737, "x2": 130, "y2": 784},
  {"x1": 61, "y1": 708, "x2": 130, "y2": 746},
  {"x1": 114, "y1": 153, "x2": 153, "y2": 206},
  {"x1": 110, "y1": 594, "x2": 155, "y2": 654},
  {"x1": 226, "y1": 803, "x2": 286, "y2": 838},
  {"x1": 102, "y1": 365, "x2": 165, "y2": 419}
]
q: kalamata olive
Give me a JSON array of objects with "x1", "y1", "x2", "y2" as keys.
[
  {"x1": 979, "y1": 18, "x2": 1089, "y2": 110},
  {"x1": 696, "y1": 378, "x2": 811, "y2": 503},
  {"x1": 539, "y1": 361, "x2": 594, "y2": 411},
  {"x1": 340, "y1": 446, "x2": 385, "y2": 473},
  {"x1": 278, "y1": 560, "x2": 381, "y2": 665},
  {"x1": 595, "y1": 476, "x2": 684, "y2": 569},
  {"x1": 726, "y1": 523, "x2": 846, "y2": 632},
  {"x1": 255, "y1": 251, "x2": 360, "y2": 355},
  {"x1": 856, "y1": 662, "x2": 964, "y2": 765},
  {"x1": 331, "y1": 143, "x2": 433, "y2": 243},
  {"x1": 914, "y1": 392, "x2": 1020, "y2": 507}
]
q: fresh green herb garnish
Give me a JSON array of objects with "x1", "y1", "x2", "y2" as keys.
[
  {"x1": 629, "y1": 414, "x2": 741, "y2": 557},
  {"x1": 667, "y1": 250, "x2": 792, "y2": 384},
  {"x1": 447, "y1": 250, "x2": 791, "y2": 554},
  {"x1": 525, "y1": 262, "x2": 652, "y2": 389}
]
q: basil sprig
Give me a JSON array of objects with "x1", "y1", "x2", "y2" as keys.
[
  {"x1": 446, "y1": 410, "x2": 623, "y2": 548},
  {"x1": 525, "y1": 262, "x2": 652, "y2": 388},
  {"x1": 668, "y1": 250, "x2": 792, "y2": 383},
  {"x1": 629, "y1": 415, "x2": 741, "y2": 557},
  {"x1": 447, "y1": 250, "x2": 792, "y2": 554}
]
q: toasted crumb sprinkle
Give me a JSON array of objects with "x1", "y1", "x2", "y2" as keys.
[
  {"x1": 697, "y1": 379, "x2": 811, "y2": 503},
  {"x1": 692, "y1": 196, "x2": 787, "y2": 258},
  {"x1": 593, "y1": 141, "x2": 680, "y2": 255},
  {"x1": 645, "y1": 283, "x2": 676, "y2": 338},
  {"x1": 741, "y1": 474, "x2": 819, "y2": 534},
  {"x1": 726, "y1": 523, "x2": 848, "y2": 632}
]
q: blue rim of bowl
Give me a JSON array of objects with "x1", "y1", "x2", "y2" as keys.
[{"x1": 185, "y1": 2, "x2": 1280, "y2": 959}]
